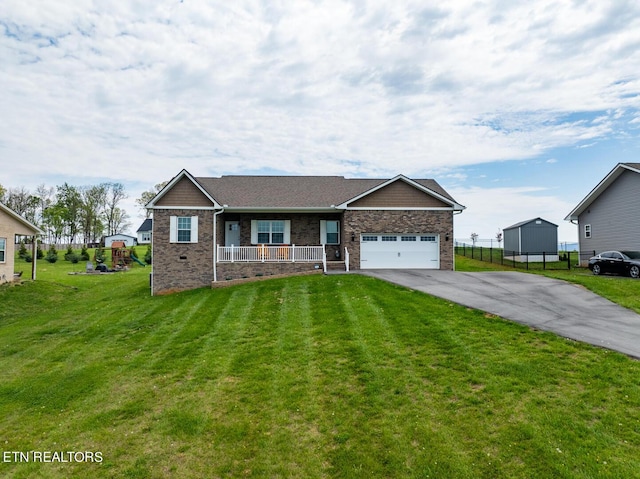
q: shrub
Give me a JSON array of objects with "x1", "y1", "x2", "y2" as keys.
[
  {"x1": 36, "y1": 244, "x2": 44, "y2": 259},
  {"x1": 18, "y1": 241, "x2": 28, "y2": 259},
  {"x1": 45, "y1": 245, "x2": 58, "y2": 264},
  {"x1": 24, "y1": 253, "x2": 33, "y2": 263},
  {"x1": 129, "y1": 245, "x2": 137, "y2": 260},
  {"x1": 64, "y1": 245, "x2": 75, "y2": 261},
  {"x1": 80, "y1": 246, "x2": 90, "y2": 261},
  {"x1": 94, "y1": 246, "x2": 106, "y2": 263},
  {"x1": 68, "y1": 253, "x2": 80, "y2": 264},
  {"x1": 144, "y1": 245, "x2": 152, "y2": 265}
]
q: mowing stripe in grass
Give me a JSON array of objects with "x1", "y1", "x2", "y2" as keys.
[
  {"x1": 259, "y1": 278, "x2": 327, "y2": 477},
  {"x1": 332, "y1": 281, "x2": 472, "y2": 477}
]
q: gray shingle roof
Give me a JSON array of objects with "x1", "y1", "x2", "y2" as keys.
[
  {"x1": 195, "y1": 175, "x2": 456, "y2": 208},
  {"x1": 136, "y1": 218, "x2": 152, "y2": 232}
]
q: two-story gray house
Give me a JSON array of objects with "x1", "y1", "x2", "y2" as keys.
[{"x1": 565, "y1": 162, "x2": 640, "y2": 264}]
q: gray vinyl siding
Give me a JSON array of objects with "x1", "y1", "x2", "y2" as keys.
[
  {"x1": 504, "y1": 218, "x2": 557, "y2": 254},
  {"x1": 503, "y1": 228, "x2": 520, "y2": 254},
  {"x1": 521, "y1": 221, "x2": 557, "y2": 253},
  {"x1": 578, "y1": 170, "x2": 640, "y2": 254}
]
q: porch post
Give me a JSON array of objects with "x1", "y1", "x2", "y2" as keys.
[
  {"x1": 31, "y1": 236, "x2": 38, "y2": 280},
  {"x1": 213, "y1": 208, "x2": 225, "y2": 283},
  {"x1": 291, "y1": 244, "x2": 295, "y2": 262}
]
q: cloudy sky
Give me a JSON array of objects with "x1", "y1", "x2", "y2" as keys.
[{"x1": 2, "y1": 1, "x2": 640, "y2": 241}]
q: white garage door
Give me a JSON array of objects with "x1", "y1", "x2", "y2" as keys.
[{"x1": 360, "y1": 234, "x2": 440, "y2": 269}]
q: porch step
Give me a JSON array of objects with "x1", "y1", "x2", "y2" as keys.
[{"x1": 325, "y1": 261, "x2": 348, "y2": 272}]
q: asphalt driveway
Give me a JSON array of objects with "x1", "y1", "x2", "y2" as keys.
[{"x1": 360, "y1": 270, "x2": 640, "y2": 359}]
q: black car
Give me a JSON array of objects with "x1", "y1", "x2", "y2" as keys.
[{"x1": 588, "y1": 251, "x2": 640, "y2": 278}]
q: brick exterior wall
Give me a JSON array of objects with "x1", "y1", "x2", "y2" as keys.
[
  {"x1": 152, "y1": 209, "x2": 454, "y2": 294},
  {"x1": 152, "y1": 209, "x2": 215, "y2": 294},
  {"x1": 220, "y1": 213, "x2": 343, "y2": 259},
  {"x1": 343, "y1": 210, "x2": 454, "y2": 271},
  {"x1": 216, "y1": 261, "x2": 323, "y2": 281}
]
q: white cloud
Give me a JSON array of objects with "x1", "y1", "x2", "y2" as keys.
[
  {"x1": 451, "y1": 185, "x2": 578, "y2": 242},
  {"x1": 1, "y1": 0, "x2": 639, "y2": 233}
]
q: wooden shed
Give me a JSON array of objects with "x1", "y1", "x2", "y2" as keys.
[{"x1": 503, "y1": 217, "x2": 558, "y2": 262}]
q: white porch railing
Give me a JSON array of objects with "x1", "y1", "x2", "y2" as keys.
[{"x1": 217, "y1": 244, "x2": 325, "y2": 264}]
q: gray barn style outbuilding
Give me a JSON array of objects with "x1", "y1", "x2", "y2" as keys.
[{"x1": 503, "y1": 218, "x2": 558, "y2": 262}]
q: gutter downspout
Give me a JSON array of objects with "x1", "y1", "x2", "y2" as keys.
[
  {"x1": 213, "y1": 208, "x2": 225, "y2": 283},
  {"x1": 569, "y1": 219, "x2": 580, "y2": 264},
  {"x1": 452, "y1": 209, "x2": 463, "y2": 271}
]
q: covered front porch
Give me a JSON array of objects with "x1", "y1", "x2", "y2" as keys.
[{"x1": 215, "y1": 244, "x2": 350, "y2": 280}]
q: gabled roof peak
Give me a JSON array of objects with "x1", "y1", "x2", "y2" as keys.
[{"x1": 565, "y1": 162, "x2": 640, "y2": 221}]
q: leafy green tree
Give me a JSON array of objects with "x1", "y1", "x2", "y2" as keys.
[
  {"x1": 56, "y1": 183, "x2": 82, "y2": 244},
  {"x1": 80, "y1": 184, "x2": 108, "y2": 245},
  {"x1": 42, "y1": 204, "x2": 67, "y2": 245}
]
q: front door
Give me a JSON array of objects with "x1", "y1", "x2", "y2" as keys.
[{"x1": 225, "y1": 221, "x2": 240, "y2": 246}]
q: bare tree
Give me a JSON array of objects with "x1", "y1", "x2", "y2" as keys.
[
  {"x1": 104, "y1": 183, "x2": 128, "y2": 235},
  {"x1": 34, "y1": 184, "x2": 55, "y2": 227},
  {"x1": 110, "y1": 207, "x2": 131, "y2": 235},
  {"x1": 136, "y1": 181, "x2": 168, "y2": 218},
  {"x1": 5, "y1": 186, "x2": 38, "y2": 221},
  {"x1": 470, "y1": 232, "x2": 479, "y2": 246}
]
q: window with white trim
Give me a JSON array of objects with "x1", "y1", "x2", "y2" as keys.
[
  {"x1": 320, "y1": 220, "x2": 340, "y2": 245},
  {"x1": 169, "y1": 216, "x2": 199, "y2": 243},
  {"x1": 177, "y1": 217, "x2": 191, "y2": 242},
  {"x1": 382, "y1": 235, "x2": 397, "y2": 241},
  {"x1": 584, "y1": 224, "x2": 591, "y2": 239},
  {"x1": 421, "y1": 236, "x2": 436, "y2": 242},
  {"x1": 251, "y1": 220, "x2": 290, "y2": 244},
  {"x1": 362, "y1": 235, "x2": 378, "y2": 242},
  {"x1": 0, "y1": 238, "x2": 5, "y2": 263},
  {"x1": 141, "y1": 232, "x2": 151, "y2": 242}
]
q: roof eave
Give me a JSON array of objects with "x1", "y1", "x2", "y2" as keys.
[
  {"x1": 336, "y1": 174, "x2": 463, "y2": 209},
  {"x1": 0, "y1": 202, "x2": 44, "y2": 235},
  {"x1": 222, "y1": 207, "x2": 340, "y2": 213},
  {"x1": 564, "y1": 163, "x2": 638, "y2": 221}
]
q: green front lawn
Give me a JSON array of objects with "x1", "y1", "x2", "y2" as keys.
[{"x1": 1, "y1": 264, "x2": 639, "y2": 478}]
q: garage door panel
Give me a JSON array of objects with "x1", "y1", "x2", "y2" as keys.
[{"x1": 360, "y1": 234, "x2": 439, "y2": 269}]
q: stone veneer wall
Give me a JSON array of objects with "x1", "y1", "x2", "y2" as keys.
[
  {"x1": 152, "y1": 209, "x2": 214, "y2": 294},
  {"x1": 342, "y1": 210, "x2": 454, "y2": 271}
]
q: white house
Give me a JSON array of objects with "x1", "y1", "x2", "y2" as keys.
[{"x1": 105, "y1": 234, "x2": 137, "y2": 247}]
